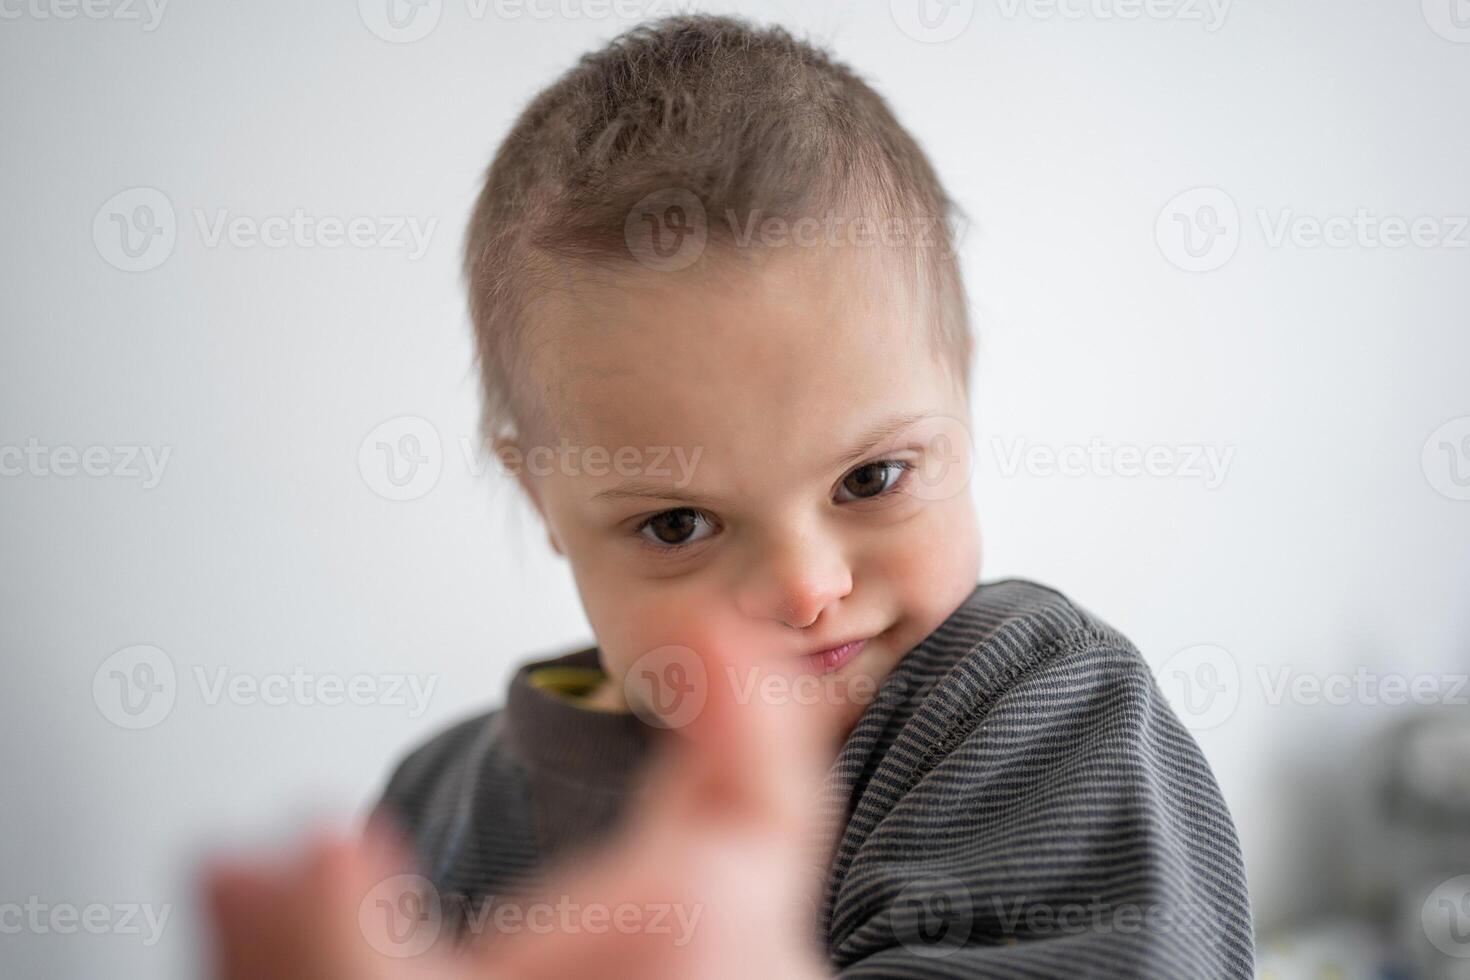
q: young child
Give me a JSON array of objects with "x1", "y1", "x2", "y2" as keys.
[{"x1": 364, "y1": 14, "x2": 1254, "y2": 978}]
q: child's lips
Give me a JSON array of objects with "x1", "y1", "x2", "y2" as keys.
[{"x1": 800, "y1": 637, "x2": 868, "y2": 674}]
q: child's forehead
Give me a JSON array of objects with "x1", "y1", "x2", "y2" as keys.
[
  {"x1": 547, "y1": 238, "x2": 910, "y2": 306},
  {"x1": 524, "y1": 247, "x2": 937, "y2": 446},
  {"x1": 531, "y1": 243, "x2": 929, "y2": 368}
]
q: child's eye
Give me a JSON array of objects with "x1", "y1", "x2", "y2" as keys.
[
  {"x1": 635, "y1": 508, "x2": 716, "y2": 552},
  {"x1": 835, "y1": 460, "x2": 912, "y2": 503},
  {"x1": 633, "y1": 462, "x2": 911, "y2": 554}
]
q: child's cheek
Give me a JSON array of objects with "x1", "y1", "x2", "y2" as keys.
[
  {"x1": 897, "y1": 493, "x2": 980, "y2": 590},
  {"x1": 635, "y1": 604, "x2": 773, "y2": 667},
  {"x1": 591, "y1": 593, "x2": 745, "y2": 682},
  {"x1": 605, "y1": 601, "x2": 808, "y2": 739}
]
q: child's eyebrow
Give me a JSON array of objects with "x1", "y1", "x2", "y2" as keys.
[
  {"x1": 590, "y1": 481, "x2": 733, "y2": 508},
  {"x1": 828, "y1": 409, "x2": 939, "y2": 471},
  {"x1": 588, "y1": 410, "x2": 938, "y2": 507}
]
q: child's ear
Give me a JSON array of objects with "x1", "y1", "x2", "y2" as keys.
[
  {"x1": 523, "y1": 475, "x2": 570, "y2": 557},
  {"x1": 492, "y1": 434, "x2": 566, "y2": 558}
]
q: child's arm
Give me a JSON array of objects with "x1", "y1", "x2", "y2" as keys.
[{"x1": 822, "y1": 634, "x2": 1254, "y2": 978}]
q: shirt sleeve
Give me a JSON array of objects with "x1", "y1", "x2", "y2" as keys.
[{"x1": 826, "y1": 634, "x2": 1255, "y2": 979}]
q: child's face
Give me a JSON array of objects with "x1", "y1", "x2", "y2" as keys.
[{"x1": 511, "y1": 242, "x2": 980, "y2": 747}]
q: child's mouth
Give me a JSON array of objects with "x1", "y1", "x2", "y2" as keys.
[{"x1": 801, "y1": 637, "x2": 868, "y2": 674}]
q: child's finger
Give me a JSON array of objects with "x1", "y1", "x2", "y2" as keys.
[
  {"x1": 203, "y1": 857, "x2": 297, "y2": 980},
  {"x1": 202, "y1": 830, "x2": 399, "y2": 980},
  {"x1": 650, "y1": 624, "x2": 829, "y2": 839}
]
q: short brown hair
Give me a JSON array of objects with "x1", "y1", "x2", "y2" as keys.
[{"x1": 464, "y1": 14, "x2": 972, "y2": 448}]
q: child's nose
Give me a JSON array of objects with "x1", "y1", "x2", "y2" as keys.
[{"x1": 734, "y1": 533, "x2": 854, "y2": 631}]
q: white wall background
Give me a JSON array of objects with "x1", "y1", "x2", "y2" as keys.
[{"x1": 3, "y1": 1, "x2": 1468, "y2": 976}]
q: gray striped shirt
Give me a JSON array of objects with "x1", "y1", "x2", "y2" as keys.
[{"x1": 373, "y1": 578, "x2": 1254, "y2": 977}]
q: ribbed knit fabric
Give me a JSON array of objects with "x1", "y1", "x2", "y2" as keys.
[{"x1": 371, "y1": 579, "x2": 1254, "y2": 977}]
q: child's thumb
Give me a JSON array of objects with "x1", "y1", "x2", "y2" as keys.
[{"x1": 676, "y1": 639, "x2": 829, "y2": 837}]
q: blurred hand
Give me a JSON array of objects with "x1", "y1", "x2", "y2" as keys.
[{"x1": 204, "y1": 635, "x2": 835, "y2": 980}]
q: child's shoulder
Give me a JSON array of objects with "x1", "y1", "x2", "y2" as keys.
[
  {"x1": 874, "y1": 576, "x2": 1165, "y2": 753},
  {"x1": 933, "y1": 576, "x2": 1143, "y2": 678},
  {"x1": 370, "y1": 703, "x2": 508, "y2": 838}
]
